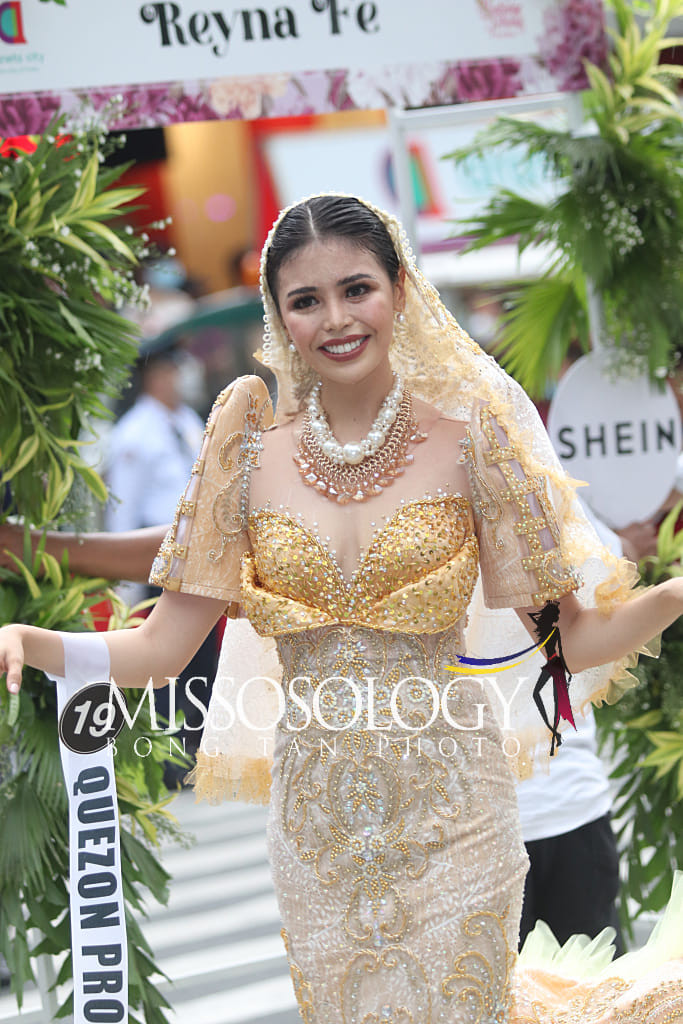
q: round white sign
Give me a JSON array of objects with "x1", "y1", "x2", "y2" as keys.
[{"x1": 547, "y1": 353, "x2": 681, "y2": 529}]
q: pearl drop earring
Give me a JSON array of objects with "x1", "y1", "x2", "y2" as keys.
[{"x1": 289, "y1": 342, "x2": 296, "y2": 353}]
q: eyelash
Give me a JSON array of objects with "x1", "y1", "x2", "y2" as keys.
[
  {"x1": 290, "y1": 283, "x2": 370, "y2": 311},
  {"x1": 291, "y1": 295, "x2": 316, "y2": 310}
]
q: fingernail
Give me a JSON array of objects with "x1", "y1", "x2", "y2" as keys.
[{"x1": 8, "y1": 683, "x2": 18, "y2": 694}]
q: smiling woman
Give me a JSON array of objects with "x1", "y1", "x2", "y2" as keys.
[
  {"x1": 2, "y1": 194, "x2": 683, "y2": 1023},
  {"x1": 277, "y1": 239, "x2": 402, "y2": 379}
]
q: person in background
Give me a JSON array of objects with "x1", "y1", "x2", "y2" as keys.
[
  {"x1": 105, "y1": 339, "x2": 204, "y2": 540},
  {"x1": 105, "y1": 339, "x2": 217, "y2": 786},
  {"x1": 517, "y1": 498, "x2": 658, "y2": 953},
  {"x1": 518, "y1": 354, "x2": 662, "y2": 952}
]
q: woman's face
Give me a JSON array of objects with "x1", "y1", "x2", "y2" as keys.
[{"x1": 275, "y1": 236, "x2": 405, "y2": 387}]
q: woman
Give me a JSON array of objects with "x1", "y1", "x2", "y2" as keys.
[{"x1": 2, "y1": 195, "x2": 682, "y2": 1022}]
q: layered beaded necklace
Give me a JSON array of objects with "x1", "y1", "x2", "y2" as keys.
[{"x1": 293, "y1": 374, "x2": 427, "y2": 504}]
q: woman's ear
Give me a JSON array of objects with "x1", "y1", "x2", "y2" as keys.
[{"x1": 394, "y1": 266, "x2": 407, "y2": 313}]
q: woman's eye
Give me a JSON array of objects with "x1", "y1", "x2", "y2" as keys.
[
  {"x1": 347, "y1": 283, "x2": 368, "y2": 298},
  {"x1": 291, "y1": 295, "x2": 316, "y2": 310}
]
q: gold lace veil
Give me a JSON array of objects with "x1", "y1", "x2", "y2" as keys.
[{"x1": 192, "y1": 194, "x2": 655, "y2": 804}]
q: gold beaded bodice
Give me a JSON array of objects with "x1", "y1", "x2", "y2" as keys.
[{"x1": 241, "y1": 495, "x2": 480, "y2": 637}]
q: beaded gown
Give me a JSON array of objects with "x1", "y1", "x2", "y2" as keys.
[{"x1": 150, "y1": 376, "x2": 683, "y2": 1024}]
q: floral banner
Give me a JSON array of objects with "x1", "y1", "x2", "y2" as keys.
[{"x1": 0, "y1": 0, "x2": 607, "y2": 134}]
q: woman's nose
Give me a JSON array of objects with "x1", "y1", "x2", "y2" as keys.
[{"x1": 323, "y1": 298, "x2": 352, "y2": 332}]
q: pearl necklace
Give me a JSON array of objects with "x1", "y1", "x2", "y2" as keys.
[
  {"x1": 306, "y1": 374, "x2": 404, "y2": 465},
  {"x1": 294, "y1": 377, "x2": 427, "y2": 504}
]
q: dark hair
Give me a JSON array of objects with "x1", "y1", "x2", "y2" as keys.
[{"x1": 265, "y1": 196, "x2": 400, "y2": 312}]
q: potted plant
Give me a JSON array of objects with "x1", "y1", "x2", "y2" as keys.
[{"x1": 447, "y1": 0, "x2": 683, "y2": 397}]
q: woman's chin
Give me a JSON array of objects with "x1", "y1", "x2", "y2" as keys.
[{"x1": 313, "y1": 348, "x2": 393, "y2": 387}]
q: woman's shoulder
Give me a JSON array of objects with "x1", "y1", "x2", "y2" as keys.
[
  {"x1": 213, "y1": 373, "x2": 271, "y2": 406},
  {"x1": 206, "y1": 375, "x2": 274, "y2": 433},
  {"x1": 413, "y1": 396, "x2": 468, "y2": 441}
]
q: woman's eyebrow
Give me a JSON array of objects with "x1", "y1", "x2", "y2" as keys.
[
  {"x1": 286, "y1": 285, "x2": 317, "y2": 298},
  {"x1": 338, "y1": 273, "x2": 376, "y2": 285},
  {"x1": 286, "y1": 273, "x2": 377, "y2": 299}
]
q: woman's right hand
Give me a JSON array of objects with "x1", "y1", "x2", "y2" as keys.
[{"x1": 0, "y1": 624, "x2": 26, "y2": 694}]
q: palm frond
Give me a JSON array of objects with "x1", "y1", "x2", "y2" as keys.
[
  {"x1": 495, "y1": 274, "x2": 588, "y2": 398},
  {"x1": 456, "y1": 191, "x2": 557, "y2": 253}
]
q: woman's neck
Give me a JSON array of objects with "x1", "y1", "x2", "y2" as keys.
[{"x1": 317, "y1": 363, "x2": 395, "y2": 442}]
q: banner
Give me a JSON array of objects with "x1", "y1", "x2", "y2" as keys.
[
  {"x1": 0, "y1": 0, "x2": 608, "y2": 132},
  {"x1": 49, "y1": 632, "x2": 128, "y2": 1024}
]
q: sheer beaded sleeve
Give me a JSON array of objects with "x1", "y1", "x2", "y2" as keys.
[
  {"x1": 462, "y1": 403, "x2": 582, "y2": 611},
  {"x1": 148, "y1": 375, "x2": 274, "y2": 608},
  {"x1": 460, "y1": 400, "x2": 658, "y2": 778}
]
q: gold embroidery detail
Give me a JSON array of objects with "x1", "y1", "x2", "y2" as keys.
[
  {"x1": 209, "y1": 389, "x2": 271, "y2": 563},
  {"x1": 341, "y1": 946, "x2": 432, "y2": 1024},
  {"x1": 148, "y1": 378, "x2": 272, "y2": 590},
  {"x1": 483, "y1": 444, "x2": 517, "y2": 464},
  {"x1": 217, "y1": 430, "x2": 242, "y2": 471},
  {"x1": 242, "y1": 496, "x2": 480, "y2": 636},
  {"x1": 281, "y1": 928, "x2": 316, "y2": 1024},
  {"x1": 514, "y1": 514, "x2": 549, "y2": 537},
  {"x1": 442, "y1": 906, "x2": 515, "y2": 1023},
  {"x1": 270, "y1": 626, "x2": 526, "y2": 1024},
  {"x1": 149, "y1": 492, "x2": 187, "y2": 588},
  {"x1": 479, "y1": 408, "x2": 580, "y2": 606},
  {"x1": 148, "y1": 531, "x2": 174, "y2": 588},
  {"x1": 461, "y1": 429, "x2": 504, "y2": 549}
]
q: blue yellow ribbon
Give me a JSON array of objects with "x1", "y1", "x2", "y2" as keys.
[{"x1": 446, "y1": 629, "x2": 556, "y2": 675}]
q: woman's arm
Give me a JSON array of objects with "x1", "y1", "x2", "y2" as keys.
[
  {"x1": 1, "y1": 590, "x2": 226, "y2": 693},
  {"x1": 0, "y1": 522, "x2": 169, "y2": 582},
  {"x1": 517, "y1": 578, "x2": 683, "y2": 674}
]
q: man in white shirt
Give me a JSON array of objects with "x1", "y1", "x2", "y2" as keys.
[
  {"x1": 106, "y1": 343, "x2": 204, "y2": 541},
  {"x1": 515, "y1": 503, "x2": 654, "y2": 953},
  {"x1": 105, "y1": 341, "x2": 216, "y2": 785},
  {"x1": 516, "y1": 710, "x2": 623, "y2": 952}
]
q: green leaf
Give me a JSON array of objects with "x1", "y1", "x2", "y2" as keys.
[
  {"x1": 76, "y1": 462, "x2": 109, "y2": 504},
  {"x1": 34, "y1": 395, "x2": 74, "y2": 414},
  {"x1": 70, "y1": 151, "x2": 100, "y2": 213},
  {"x1": 38, "y1": 550, "x2": 64, "y2": 590},
  {"x1": 454, "y1": 191, "x2": 554, "y2": 253},
  {"x1": 1, "y1": 434, "x2": 40, "y2": 482},
  {"x1": 4, "y1": 929, "x2": 34, "y2": 1004},
  {"x1": 495, "y1": 274, "x2": 586, "y2": 397},
  {"x1": 626, "y1": 709, "x2": 662, "y2": 730},
  {"x1": 2, "y1": 551, "x2": 41, "y2": 600},
  {"x1": 56, "y1": 300, "x2": 94, "y2": 347},
  {"x1": 50, "y1": 225, "x2": 107, "y2": 266},
  {"x1": 7, "y1": 692, "x2": 19, "y2": 726},
  {"x1": 79, "y1": 219, "x2": 139, "y2": 262},
  {"x1": 635, "y1": 73, "x2": 681, "y2": 107}
]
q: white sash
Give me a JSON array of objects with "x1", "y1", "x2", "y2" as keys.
[{"x1": 48, "y1": 632, "x2": 128, "y2": 1024}]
